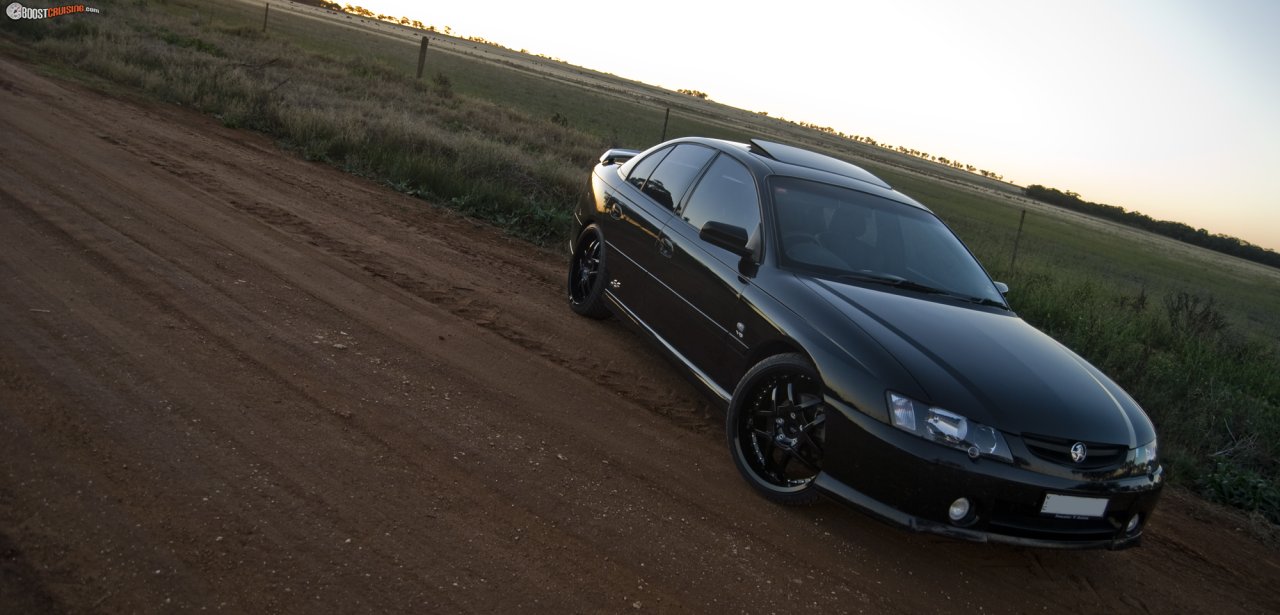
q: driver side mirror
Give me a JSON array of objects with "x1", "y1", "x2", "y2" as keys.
[{"x1": 994, "y1": 281, "x2": 1009, "y2": 295}]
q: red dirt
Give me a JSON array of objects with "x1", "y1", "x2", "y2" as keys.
[{"x1": 1, "y1": 55, "x2": 1277, "y2": 613}]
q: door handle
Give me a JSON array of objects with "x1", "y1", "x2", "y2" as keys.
[{"x1": 657, "y1": 236, "x2": 674, "y2": 258}]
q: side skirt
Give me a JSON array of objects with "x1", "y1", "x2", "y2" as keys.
[{"x1": 604, "y1": 290, "x2": 732, "y2": 405}]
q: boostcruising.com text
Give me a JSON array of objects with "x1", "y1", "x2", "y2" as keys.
[{"x1": 7, "y1": 2, "x2": 100, "y2": 20}]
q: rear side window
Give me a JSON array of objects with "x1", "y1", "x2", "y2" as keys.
[
  {"x1": 641, "y1": 144, "x2": 715, "y2": 210},
  {"x1": 681, "y1": 154, "x2": 759, "y2": 236},
  {"x1": 623, "y1": 146, "x2": 671, "y2": 191}
]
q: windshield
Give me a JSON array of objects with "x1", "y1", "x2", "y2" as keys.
[{"x1": 770, "y1": 177, "x2": 1005, "y2": 305}]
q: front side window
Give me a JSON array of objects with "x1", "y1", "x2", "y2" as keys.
[
  {"x1": 682, "y1": 154, "x2": 760, "y2": 238},
  {"x1": 640, "y1": 144, "x2": 716, "y2": 210}
]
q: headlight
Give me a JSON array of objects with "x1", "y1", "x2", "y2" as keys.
[
  {"x1": 1128, "y1": 438, "x2": 1158, "y2": 475},
  {"x1": 887, "y1": 392, "x2": 1013, "y2": 463}
]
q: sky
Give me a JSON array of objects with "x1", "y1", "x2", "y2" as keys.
[{"x1": 353, "y1": 0, "x2": 1280, "y2": 251}]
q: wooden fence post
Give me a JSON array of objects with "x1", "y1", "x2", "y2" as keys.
[
  {"x1": 660, "y1": 107, "x2": 670, "y2": 142},
  {"x1": 262, "y1": 3, "x2": 269, "y2": 32},
  {"x1": 416, "y1": 36, "x2": 430, "y2": 79},
  {"x1": 1010, "y1": 209, "x2": 1027, "y2": 271}
]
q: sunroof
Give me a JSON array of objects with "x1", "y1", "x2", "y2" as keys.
[{"x1": 749, "y1": 139, "x2": 890, "y2": 189}]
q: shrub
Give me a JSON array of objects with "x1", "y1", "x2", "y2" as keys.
[{"x1": 1008, "y1": 271, "x2": 1280, "y2": 521}]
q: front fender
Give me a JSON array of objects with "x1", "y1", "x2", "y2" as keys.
[{"x1": 741, "y1": 268, "x2": 922, "y2": 424}]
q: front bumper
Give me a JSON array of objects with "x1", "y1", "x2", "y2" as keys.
[{"x1": 816, "y1": 400, "x2": 1164, "y2": 550}]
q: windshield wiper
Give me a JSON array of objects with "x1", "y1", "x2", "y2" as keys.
[
  {"x1": 837, "y1": 272, "x2": 939, "y2": 293},
  {"x1": 837, "y1": 272, "x2": 1008, "y2": 309},
  {"x1": 943, "y1": 294, "x2": 1009, "y2": 309},
  {"x1": 960, "y1": 295, "x2": 1009, "y2": 309}
]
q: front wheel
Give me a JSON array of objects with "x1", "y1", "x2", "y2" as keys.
[
  {"x1": 727, "y1": 353, "x2": 826, "y2": 505},
  {"x1": 567, "y1": 224, "x2": 610, "y2": 319}
]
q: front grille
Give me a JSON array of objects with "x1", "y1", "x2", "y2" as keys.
[
  {"x1": 987, "y1": 511, "x2": 1120, "y2": 541},
  {"x1": 1021, "y1": 434, "x2": 1126, "y2": 470}
]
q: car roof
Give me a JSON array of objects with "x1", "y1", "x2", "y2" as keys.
[
  {"x1": 748, "y1": 139, "x2": 890, "y2": 189},
  {"x1": 670, "y1": 137, "x2": 931, "y2": 213}
]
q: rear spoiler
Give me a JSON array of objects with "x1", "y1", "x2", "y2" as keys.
[{"x1": 599, "y1": 148, "x2": 640, "y2": 166}]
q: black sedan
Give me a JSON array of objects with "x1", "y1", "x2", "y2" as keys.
[{"x1": 567, "y1": 137, "x2": 1162, "y2": 549}]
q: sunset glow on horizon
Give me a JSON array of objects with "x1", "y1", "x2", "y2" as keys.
[{"x1": 350, "y1": 0, "x2": 1279, "y2": 251}]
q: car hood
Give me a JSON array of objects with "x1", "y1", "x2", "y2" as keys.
[{"x1": 805, "y1": 278, "x2": 1155, "y2": 447}]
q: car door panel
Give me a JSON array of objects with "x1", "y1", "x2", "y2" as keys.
[
  {"x1": 654, "y1": 221, "x2": 744, "y2": 389},
  {"x1": 598, "y1": 177, "x2": 672, "y2": 317},
  {"x1": 607, "y1": 144, "x2": 717, "y2": 333},
  {"x1": 646, "y1": 153, "x2": 765, "y2": 391}
]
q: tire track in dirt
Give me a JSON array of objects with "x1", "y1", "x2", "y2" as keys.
[{"x1": 59, "y1": 92, "x2": 714, "y2": 436}]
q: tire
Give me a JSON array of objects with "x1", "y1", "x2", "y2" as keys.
[
  {"x1": 727, "y1": 353, "x2": 826, "y2": 505},
  {"x1": 567, "y1": 224, "x2": 611, "y2": 319}
]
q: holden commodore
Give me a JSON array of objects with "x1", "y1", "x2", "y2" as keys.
[{"x1": 566, "y1": 137, "x2": 1162, "y2": 548}]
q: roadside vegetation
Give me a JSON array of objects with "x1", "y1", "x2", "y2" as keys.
[
  {"x1": 5, "y1": 0, "x2": 603, "y2": 244},
  {"x1": 1010, "y1": 276, "x2": 1279, "y2": 523},
  {"x1": 3, "y1": 0, "x2": 1276, "y2": 528}
]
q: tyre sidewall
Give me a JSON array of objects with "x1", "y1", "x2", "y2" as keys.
[
  {"x1": 726, "y1": 353, "x2": 822, "y2": 505},
  {"x1": 568, "y1": 224, "x2": 610, "y2": 319}
]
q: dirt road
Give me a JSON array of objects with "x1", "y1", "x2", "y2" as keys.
[{"x1": 0, "y1": 55, "x2": 1276, "y2": 613}]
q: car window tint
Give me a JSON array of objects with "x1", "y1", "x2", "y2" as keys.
[
  {"x1": 682, "y1": 155, "x2": 760, "y2": 237},
  {"x1": 641, "y1": 144, "x2": 715, "y2": 210},
  {"x1": 772, "y1": 177, "x2": 1001, "y2": 302},
  {"x1": 623, "y1": 146, "x2": 671, "y2": 191},
  {"x1": 894, "y1": 213, "x2": 988, "y2": 288}
]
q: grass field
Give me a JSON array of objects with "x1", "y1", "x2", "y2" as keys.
[{"x1": 4, "y1": 0, "x2": 1277, "y2": 525}]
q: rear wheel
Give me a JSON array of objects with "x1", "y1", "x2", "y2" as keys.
[
  {"x1": 567, "y1": 224, "x2": 610, "y2": 319},
  {"x1": 727, "y1": 353, "x2": 826, "y2": 505}
]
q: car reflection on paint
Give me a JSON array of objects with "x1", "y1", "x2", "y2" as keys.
[{"x1": 567, "y1": 137, "x2": 1162, "y2": 549}]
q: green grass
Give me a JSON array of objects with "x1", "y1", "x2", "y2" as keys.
[
  {"x1": 4, "y1": 0, "x2": 1277, "y2": 525},
  {"x1": 1010, "y1": 275, "x2": 1279, "y2": 522},
  {"x1": 873, "y1": 167, "x2": 1280, "y2": 346}
]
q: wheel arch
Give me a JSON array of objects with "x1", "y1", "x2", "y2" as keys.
[
  {"x1": 571, "y1": 213, "x2": 597, "y2": 241},
  {"x1": 743, "y1": 330, "x2": 890, "y2": 426},
  {"x1": 745, "y1": 338, "x2": 811, "y2": 375}
]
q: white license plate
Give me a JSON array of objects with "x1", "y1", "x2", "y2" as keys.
[{"x1": 1040, "y1": 493, "x2": 1108, "y2": 518}]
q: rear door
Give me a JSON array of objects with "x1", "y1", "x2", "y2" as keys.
[
  {"x1": 600, "y1": 144, "x2": 716, "y2": 328},
  {"x1": 596, "y1": 145, "x2": 673, "y2": 315}
]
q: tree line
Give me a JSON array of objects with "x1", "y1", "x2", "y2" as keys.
[
  {"x1": 782, "y1": 120, "x2": 1005, "y2": 181},
  {"x1": 292, "y1": 1, "x2": 436, "y2": 32},
  {"x1": 1024, "y1": 184, "x2": 1280, "y2": 270}
]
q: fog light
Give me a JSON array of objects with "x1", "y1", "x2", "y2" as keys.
[
  {"x1": 948, "y1": 497, "x2": 971, "y2": 522},
  {"x1": 1126, "y1": 514, "x2": 1141, "y2": 533}
]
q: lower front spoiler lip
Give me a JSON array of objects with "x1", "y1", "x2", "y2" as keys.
[{"x1": 813, "y1": 472, "x2": 1144, "y2": 550}]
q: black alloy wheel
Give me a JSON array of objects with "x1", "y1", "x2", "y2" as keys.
[
  {"x1": 727, "y1": 353, "x2": 826, "y2": 505},
  {"x1": 568, "y1": 224, "x2": 610, "y2": 319}
]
